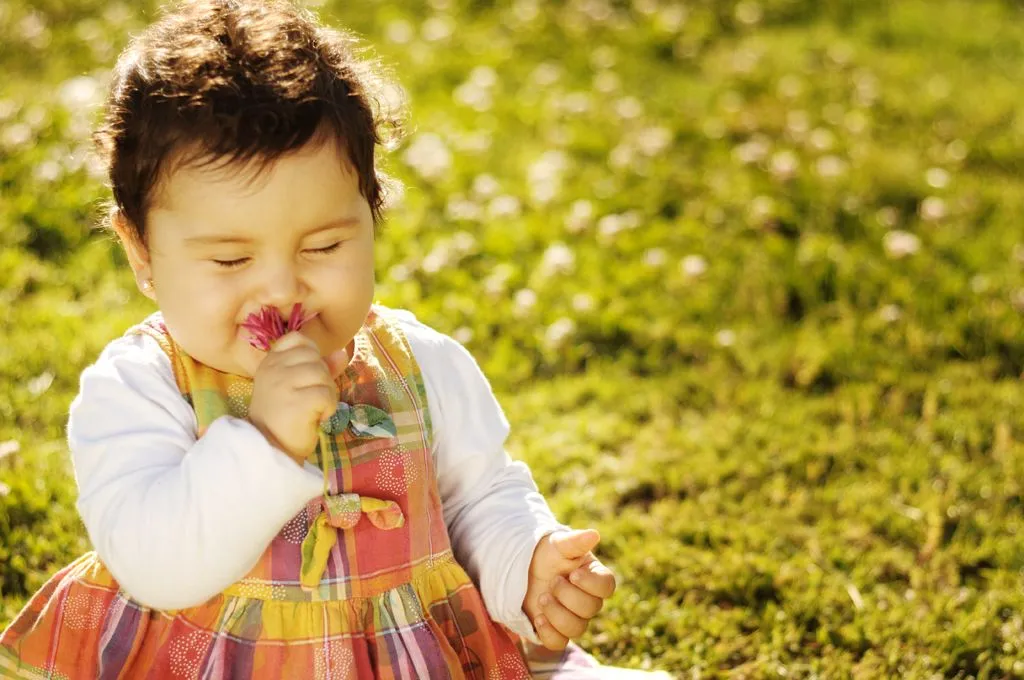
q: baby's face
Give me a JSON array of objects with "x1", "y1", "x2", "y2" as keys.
[{"x1": 142, "y1": 139, "x2": 375, "y2": 377}]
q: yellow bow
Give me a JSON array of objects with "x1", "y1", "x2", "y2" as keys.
[{"x1": 299, "y1": 433, "x2": 405, "y2": 591}]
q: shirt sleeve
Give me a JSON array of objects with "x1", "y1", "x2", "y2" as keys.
[
  {"x1": 69, "y1": 332, "x2": 324, "y2": 610},
  {"x1": 395, "y1": 311, "x2": 566, "y2": 642}
]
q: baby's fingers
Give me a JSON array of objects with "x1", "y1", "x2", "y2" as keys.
[
  {"x1": 532, "y1": 610, "x2": 569, "y2": 651},
  {"x1": 536, "y1": 591, "x2": 588, "y2": 644},
  {"x1": 569, "y1": 560, "x2": 616, "y2": 599},
  {"x1": 550, "y1": 576, "x2": 603, "y2": 619}
]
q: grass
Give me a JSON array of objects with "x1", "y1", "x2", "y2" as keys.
[{"x1": 1, "y1": 0, "x2": 1023, "y2": 676}]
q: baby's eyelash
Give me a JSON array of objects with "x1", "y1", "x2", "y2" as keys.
[
  {"x1": 210, "y1": 243, "x2": 339, "y2": 268},
  {"x1": 213, "y1": 258, "x2": 250, "y2": 269},
  {"x1": 307, "y1": 243, "x2": 341, "y2": 254}
]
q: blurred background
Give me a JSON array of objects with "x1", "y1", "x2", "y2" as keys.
[{"x1": 1, "y1": 0, "x2": 1023, "y2": 676}]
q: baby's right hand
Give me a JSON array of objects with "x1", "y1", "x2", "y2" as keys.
[{"x1": 248, "y1": 332, "x2": 348, "y2": 465}]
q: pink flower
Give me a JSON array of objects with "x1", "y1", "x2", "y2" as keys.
[{"x1": 241, "y1": 303, "x2": 310, "y2": 351}]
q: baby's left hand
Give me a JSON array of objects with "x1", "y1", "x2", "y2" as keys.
[{"x1": 523, "y1": 528, "x2": 616, "y2": 650}]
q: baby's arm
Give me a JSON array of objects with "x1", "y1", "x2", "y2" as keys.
[
  {"x1": 399, "y1": 314, "x2": 566, "y2": 642},
  {"x1": 69, "y1": 332, "x2": 323, "y2": 610}
]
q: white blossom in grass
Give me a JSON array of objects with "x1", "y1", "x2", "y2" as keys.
[
  {"x1": 422, "y1": 245, "x2": 448, "y2": 274},
  {"x1": 513, "y1": 0, "x2": 540, "y2": 23},
  {"x1": 446, "y1": 195, "x2": 483, "y2": 222},
  {"x1": 636, "y1": 126, "x2": 672, "y2": 157},
  {"x1": 883, "y1": 230, "x2": 920, "y2": 259},
  {"x1": 19, "y1": 12, "x2": 50, "y2": 49},
  {"x1": 402, "y1": 133, "x2": 451, "y2": 181},
  {"x1": 633, "y1": 0, "x2": 657, "y2": 16},
  {"x1": 734, "y1": 136, "x2": 770, "y2": 165},
  {"x1": 531, "y1": 62, "x2": 562, "y2": 86},
  {"x1": 748, "y1": 196, "x2": 775, "y2": 224},
  {"x1": 919, "y1": 196, "x2": 947, "y2": 222},
  {"x1": 654, "y1": 4, "x2": 687, "y2": 32},
  {"x1": 945, "y1": 140, "x2": 968, "y2": 162},
  {"x1": 488, "y1": 195, "x2": 521, "y2": 220},
  {"x1": 472, "y1": 173, "x2": 500, "y2": 199},
  {"x1": 1011, "y1": 289, "x2": 1024, "y2": 314},
  {"x1": 544, "y1": 317, "x2": 577, "y2": 348},
  {"x1": 643, "y1": 248, "x2": 667, "y2": 267},
  {"x1": 598, "y1": 214, "x2": 624, "y2": 242},
  {"x1": 85, "y1": 153, "x2": 106, "y2": 181},
  {"x1": 453, "y1": 327, "x2": 474, "y2": 345},
  {"x1": 385, "y1": 19, "x2": 414, "y2": 44},
  {"x1": 731, "y1": 47, "x2": 760, "y2": 75},
  {"x1": 483, "y1": 264, "x2": 515, "y2": 296},
  {"x1": 770, "y1": 150, "x2": 799, "y2": 180},
  {"x1": 421, "y1": 16, "x2": 454, "y2": 42},
  {"x1": 926, "y1": 168, "x2": 950, "y2": 189},
  {"x1": 28, "y1": 372, "x2": 54, "y2": 397},
  {"x1": 455, "y1": 67, "x2": 498, "y2": 112},
  {"x1": 59, "y1": 75, "x2": 101, "y2": 109},
  {"x1": 2, "y1": 123, "x2": 31, "y2": 150},
  {"x1": 513, "y1": 289, "x2": 538, "y2": 317},
  {"x1": 593, "y1": 71, "x2": 620, "y2": 94},
  {"x1": 0, "y1": 440, "x2": 19, "y2": 461},
  {"x1": 615, "y1": 96, "x2": 643, "y2": 120},
  {"x1": 680, "y1": 254, "x2": 707, "y2": 278},
  {"x1": 735, "y1": 1, "x2": 763, "y2": 25},
  {"x1": 389, "y1": 264, "x2": 411, "y2": 282},
  {"x1": 454, "y1": 81, "x2": 492, "y2": 112},
  {"x1": 572, "y1": 293, "x2": 595, "y2": 313},
  {"x1": 528, "y1": 150, "x2": 568, "y2": 204},
  {"x1": 815, "y1": 155, "x2": 847, "y2": 179},
  {"x1": 809, "y1": 128, "x2": 835, "y2": 152},
  {"x1": 34, "y1": 160, "x2": 61, "y2": 183},
  {"x1": 879, "y1": 304, "x2": 902, "y2": 323},
  {"x1": 0, "y1": 100, "x2": 18, "y2": 122},
  {"x1": 715, "y1": 329, "x2": 736, "y2": 347},
  {"x1": 854, "y1": 70, "x2": 879, "y2": 106},
  {"x1": 786, "y1": 110, "x2": 810, "y2": 138},
  {"x1": 609, "y1": 143, "x2": 635, "y2": 170},
  {"x1": 566, "y1": 200, "x2": 594, "y2": 233},
  {"x1": 451, "y1": 231, "x2": 477, "y2": 257},
  {"x1": 876, "y1": 207, "x2": 899, "y2": 228},
  {"x1": 597, "y1": 211, "x2": 641, "y2": 243},
  {"x1": 540, "y1": 242, "x2": 576, "y2": 276}
]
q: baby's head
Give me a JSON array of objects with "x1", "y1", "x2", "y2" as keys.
[{"x1": 96, "y1": 0, "x2": 404, "y2": 376}]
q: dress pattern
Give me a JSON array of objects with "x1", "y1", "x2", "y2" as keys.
[{"x1": 0, "y1": 307, "x2": 531, "y2": 679}]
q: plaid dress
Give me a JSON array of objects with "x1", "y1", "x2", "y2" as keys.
[{"x1": 0, "y1": 307, "x2": 532, "y2": 679}]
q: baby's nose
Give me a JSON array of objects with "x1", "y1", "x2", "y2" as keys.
[{"x1": 260, "y1": 261, "x2": 304, "y2": 305}]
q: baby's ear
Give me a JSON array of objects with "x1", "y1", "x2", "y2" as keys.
[{"x1": 110, "y1": 209, "x2": 155, "y2": 300}]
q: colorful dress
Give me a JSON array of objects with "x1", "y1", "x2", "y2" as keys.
[{"x1": 0, "y1": 308, "x2": 532, "y2": 678}]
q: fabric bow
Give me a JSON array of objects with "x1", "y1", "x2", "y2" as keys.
[
  {"x1": 299, "y1": 491, "x2": 405, "y2": 590},
  {"x1": 298, "y1": 406, "x2": 403, "y2": 591},
  {"x1": 320, "y1": 402, "x2": 397, "y2": 439}
]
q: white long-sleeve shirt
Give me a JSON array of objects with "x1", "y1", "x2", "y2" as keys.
[{"x1": 68, "y1": 308, "x2": 562, "y2": 640}]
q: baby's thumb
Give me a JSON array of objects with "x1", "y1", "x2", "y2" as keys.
[
  {"x1": 325, "y1": 347, "x2": 351, "y2": 379},
  {"x1": 550, "y1": 528, "x2": 601, "y2": 560}
]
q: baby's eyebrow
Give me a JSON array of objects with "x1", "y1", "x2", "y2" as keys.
[{"x1": 183, "y1": 218, "x2": 361, "y2": 246}]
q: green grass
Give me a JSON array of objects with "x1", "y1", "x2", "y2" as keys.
[{"x1": 2, "y1": 0, "x2": 1024, "y2": 676}]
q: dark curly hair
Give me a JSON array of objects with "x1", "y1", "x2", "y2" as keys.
[{"x1": 93, "y1": 0, "x2": 404, "y2": 242}]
